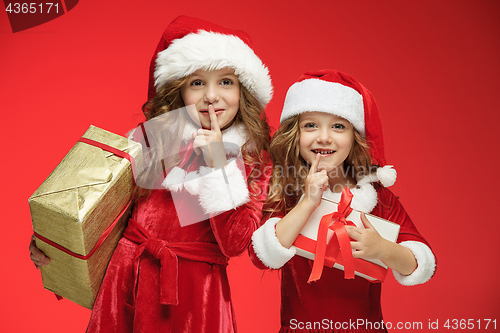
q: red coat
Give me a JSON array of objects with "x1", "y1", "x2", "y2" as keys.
[
  {"x1": 86, "y1": 151, "x2": 271, "y2": 333},
  {"x1": 250, "y1": 184, "x2": 436, "y2": 333}
]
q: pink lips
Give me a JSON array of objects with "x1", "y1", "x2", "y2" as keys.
[{"x1": 200, "y1": 109, "x2": 224, "y2": 116}]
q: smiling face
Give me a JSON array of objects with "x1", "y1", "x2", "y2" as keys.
[
  {"x1": 299, "y1": 112, "x2": 355, "y2": 172},
  {"x1": 180, "y1": 68, "x2": 240, "y2": 130}
]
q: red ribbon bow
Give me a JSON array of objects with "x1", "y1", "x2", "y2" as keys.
[{"x1": 307, "y1": 187, "x2": 356, "y2": 283}]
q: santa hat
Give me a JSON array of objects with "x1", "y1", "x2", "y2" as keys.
[
  {"x1": 280, "y1": 69, "x2": 396, "y2": 187},
  {"x1": 147, "y1": 15, "x2": 273, "y2": 107}
]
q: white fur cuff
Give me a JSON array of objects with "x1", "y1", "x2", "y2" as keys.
[
  {"x1": 197, "y1": 159, "x2": 249, "y2": 214},
  {"x1": 393, "y1": 241, "x2": 436, "y2": 286},
  {"x1": 162, "y1": 166, "x2": 187, "y2": 192},
  {"x1": 251, "y1": 218, "x2": 296, "y2": 269}
]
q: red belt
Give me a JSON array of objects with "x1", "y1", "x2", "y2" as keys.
[{"x1": 123, "y1": 218, "x2": 229, "y2": 305}]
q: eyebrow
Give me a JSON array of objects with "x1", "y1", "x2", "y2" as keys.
[
  {"x1": 190, "y1": 71, "x2": 237, "y2": 79},
  {"x1": 217, "y1": 72, "x2": 237, "y2": 78}
]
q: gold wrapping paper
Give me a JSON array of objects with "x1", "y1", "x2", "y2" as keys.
[{"x1": 29, "y1": 125, "x2": 142, "y2": 309}]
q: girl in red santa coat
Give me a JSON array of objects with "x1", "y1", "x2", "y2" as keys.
[
  {"x1": 30, "y1": 15, "x2": 273, "y2": 333},
  {"x1": 250, "y1": 69, "x2": 436, "y2": 333}
]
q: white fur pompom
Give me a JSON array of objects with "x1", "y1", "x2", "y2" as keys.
[
  {"x1": 376, "y1": 165, "x2": 397, "y2": 187},
  {"x1": 162, "y1": 167, "x2": 186, "y2": 192},
  {"x1": 183, "y1": 171, "x2": 201, "y2": 195}
]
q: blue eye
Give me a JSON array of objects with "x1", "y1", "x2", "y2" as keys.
[
  {"x1": 220, "y1": 79, "x2": 234, "y2": 86},
  {"x1": 303, "y1": 123, "x2": 317, "y2": 128},
  {"x1": 190, "y1": 80, "x2": 204, "y2": 86},
  {"x1": 333, "y1": 123, "x2": 345, "y2": 130}
]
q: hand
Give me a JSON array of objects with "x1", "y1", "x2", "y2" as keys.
[
  {"x1": 29, "y1": 234, "x2": 50, "y2": 269},
  {"x1": 347, "y1": 212, "x2": 388, "y2": 260},
  {"x1": 192, "y1": 104, "x2": 227, "y2": 168},
  {"x1": 303, "y1": 153, "x2": 329, "y2": 208}
]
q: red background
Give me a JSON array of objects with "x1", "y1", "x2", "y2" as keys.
[{"x1": 1, "y1": 1, "x2": 499, "y2": 332}]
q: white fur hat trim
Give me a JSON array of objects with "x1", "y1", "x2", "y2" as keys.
[
  {"x1": 280, "y1": 78, "x2": 365, "y2": 134},
  {"x1": 154, "y1": 30, "x2": 273, "y2": 107}
]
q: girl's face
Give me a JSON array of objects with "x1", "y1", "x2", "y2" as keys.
[
  {"x1": 299, "y1": 112, "x2": 354, "y2": 172},
  {"x1": 181, "y1": 68, "x2": 240, "y2": 130}
]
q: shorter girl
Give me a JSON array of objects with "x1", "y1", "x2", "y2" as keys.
[{"x1": 251, "y1": 70, "x2": 436, "y2": 333}]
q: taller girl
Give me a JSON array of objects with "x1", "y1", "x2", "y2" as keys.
[
  {"x1": 251, "y1": 69, "x2": 436, "y2": 333},
  {"x1": 84, "y1": 16, "x2": 273, "y2": 332}
]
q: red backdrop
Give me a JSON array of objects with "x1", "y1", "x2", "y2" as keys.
[{"x1": 2, "y1": 1, "x2": 499, "y2": 332}]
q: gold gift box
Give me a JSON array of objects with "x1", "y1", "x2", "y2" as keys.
[{"x1": 29, "y1": 125, "x2": 142, "y2": 309}]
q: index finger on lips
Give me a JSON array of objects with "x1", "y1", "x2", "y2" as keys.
[
  {"x1": 309, "y1": 153, "x2": 321, "y2": 175},
  {"x1": 208, "y1": 104, "x2": 221, "y2": 133}
]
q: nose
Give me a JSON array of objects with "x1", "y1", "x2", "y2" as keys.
[
  {"x1": 203, "y1": 82, "x2": 219, "y2": 104},
  {"x1": 316, "y1": 129, "x2": 332, "y2": 144}
]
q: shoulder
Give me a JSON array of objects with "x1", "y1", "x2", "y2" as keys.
[
  {"x1": 370, "y1": 183, "x2": 408, "y2": 222},
  {"x1": 374, "y1": 183, "x2": 399, "y2": 205},
  {"x1": 243, "y1": 149, "x2": 272, "y2": 170}
]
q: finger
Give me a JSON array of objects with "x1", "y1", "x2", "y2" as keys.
[
  {"x1": 309, "y1": 153, "x2": 321, "y2": 175},
  {"x1": 191, "y1": 132, "x2": 201, "y2": 155},
  {"x1": 350, "y1": 241, "x2": 363, "y2": 251},
  {"x1": 30, "y1": 243, "x2": 48, "y2": 260},
  {"x1": 29, "y1": 234, "x2": 36, "y2": 250},
  {"x1": 346, "y1": 226, "x2": 362, "y2": 240},
  {"x1": 30, "y1": 250, "x2": 50, "y2": 265},
  {"x1": 193, "y1": 134, "x2": 207, "y2": 147},
  {"x1": 31, "y1": 255, "x2": 49, "y2": 267},
  {"x1": 351, "y1": 249, "x2": 364, "y2": 259},
  {"x1": 196, "y1": 129, "x2": 216, "y2": 140},
  {"x1": 208, "y1": 104, "x2": 221, "y2": 133},
  {"x1": 193, "y1": 130, "x2": 209, "y2": 155},
  {"x1": 360, "y1": 212, "x2": 374, "y2": 229},
  {"x1": 29, "y1": 235, "x2": 43, "y2": 256}
]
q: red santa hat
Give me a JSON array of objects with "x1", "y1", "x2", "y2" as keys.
[
  {"x1": 280, "y1": 69, "x2": 396, "y2": 187},
  {"x1": 147, "y1": 15, "x2": 273, "y2": 107}
]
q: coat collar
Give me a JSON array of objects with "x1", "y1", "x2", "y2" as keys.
[
  {"x1": 322, "y1": 182, "x2": 378, "y2": 214},
  {"x1": 162, "y1": 121, "x2": 249, "y2": 194}
]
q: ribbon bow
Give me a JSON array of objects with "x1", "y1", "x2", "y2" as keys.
[
  {"x1": 124, "y1": 220, "x2": 181, "y2": 305},
  {"x1": 123, "y1": 218, "x2": 229, "y2": 306},
  {"x1": 307, "y1": 187, "x2": 356, "y2": 283}
]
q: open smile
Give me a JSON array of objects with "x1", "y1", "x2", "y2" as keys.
[{"x1": 312, "y1": 149, "x2": 336, "y2": 156}]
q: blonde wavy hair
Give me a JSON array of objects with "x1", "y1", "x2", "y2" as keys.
[
  {"x1": 263, "y1": 115, "x2": 374, "y2": 215},
  {"x1": 135, "y1": 77, "x2": 270, "y2": 198}
]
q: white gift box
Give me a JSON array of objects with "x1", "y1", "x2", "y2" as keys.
[{"x1": 294, "y1": 190, "x2": 400, "y2": 282}]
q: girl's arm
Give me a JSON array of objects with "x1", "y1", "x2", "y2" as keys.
[
  {"x1": 348, "y1": 188, "x2": 436, "y2": 285},
  {"x1": 200, "y1": 154, "x2": 272, "y2": 258},
  {"x1": 250, "y1": 154, "x2": 328, "y2": 269},
  {"x1": 275, "y1": 153, "x2": 328, "y2": 248},
  {"x1": 348, "y1": 213, "x2": 417, "y2": 275},
  {"x1": 274, "y1": 199, "x2": 317, "y2": 248}
]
